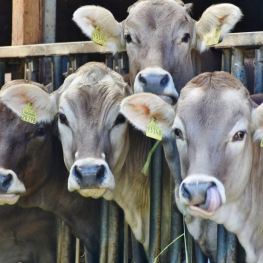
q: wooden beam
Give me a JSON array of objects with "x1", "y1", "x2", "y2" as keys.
[{"x1": 12, "y1": 0, "x2": 43, "y2": 45}]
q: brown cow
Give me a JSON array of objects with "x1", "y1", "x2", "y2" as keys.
[
  {"x1": 120, "y1": 72, "x2": 263, "y2": 262},
  {"x1": 0, "y1": 80, "x2": 101, "y2": 261},
  {"x1": 0, "y1": 205, "x2": 56, "y2": 263},
  {"x1": 73, "y1": 0, "x2": 242, "y2": 104},
  {"x1": 55, "y1": 62, "x2": 170, "y2": 257}
]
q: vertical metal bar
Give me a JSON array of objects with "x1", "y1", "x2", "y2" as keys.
[
  {"x1": 75, "y1": 238, "x2": 80, "y2": 263},
  {"x1": 105, "y1": 55, "x2": 114, "y2": 69},
  {"x1": 56, "y1": 218, "x2": 72, "y2": 263},
  {"x1": 195, "y1": 243, "x2": 208, "y2": 263},
  {"x1": 169, "y1": 204, "x2": 183, "y2": 262},
  {"x1": 0, "y1": 61, "x2": 5, "y2": 88},
  {"x1": 131, "y1": 232, "x2": 148, "y2": 263},
  {"x1": 186, "y1": 228, "x2": 196, "y2": 263},
  {"x1": 120, "y1": 52, "x2": 129, "y2": 74},
  {"x1": 75, "y1": 55, "x2": 83, "y2": 70},
  {"x1": 25, "y1": 58, "x2": 39, "y2": 82},
  {"x1": 123, "y1": 221, "x2": 129, "y2": 263},
  {"x1": 107, "y1": 201, "x2": 120, "y2": 263},
  {"x1": 254, "y1": 47, "x2": 263, "y2": 94},
  {"x1": 67, "y1": 55, "x2": 77, "y2": 75},
  {"x1": 99, "y1": 199, "x2": 109, "y2": 263},
  {"x1": 217, "y1": 224, "x2": 227, "y2": 263},
  {"x1": 222, "y1": 49, "x2": 232, "y2": 73},
  {"x1": 226, "y1": 231, "x2": 237, "y2": 262},
  {"x1": 52, "y1": 56, "x2": 63, "y2": 91},
  {"x1": 148, "y1": 142, "x2": 162, "y2": 262},
  {"x1": 232, "y1": 48, "x2": 247, "y2": 87},
  {"x1": 43, "y1": 0, "x2": 56, "y2": 44}
]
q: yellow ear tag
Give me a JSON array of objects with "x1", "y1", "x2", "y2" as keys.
[
  {"x1": 146, "y1": 117, "x2": 162, "y2": 141},
  {"x1": 21, "y1": 102, "x2": 37, "y2": 124},
  {"x1": 92, "y1": 26, "x2": 108, "y2": 46},
  {"x1": 260, "y1": 137, "x2": 263, "y2": 148},
  {"x1": 204, "y1": 26, "x2": 221, "y2": 46}
]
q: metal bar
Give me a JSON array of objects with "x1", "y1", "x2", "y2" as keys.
[
  {"x1": 99, "y1": 199, "x2": 109, "y2": 263},
  {"x1": 148, "y1": 142, "x2": 162, "y2": 262},
  {"x1": 222, "y1": 49, "x2": 232, "y2": 73},
  {"x1": 43, "y1": 0, "x2": 56, "y2": 44},
  {"x1": 120, "y1": 52, "x2": 129, "y2": 74},
  {"x1": 75, "y1": 238, "x2": 80, "y2": 263},
  {"x1": 254, "y1": 47, "x2": 263, "y2": 94},
  {"x1": 52, "y1": 56, "x2": 63, "y2": 91},
  {"x1": 131, "y1": 232, "x2": 148, "y2": 263},
  {"x1": 226, "y1": 231, "x2": 237, "y2": 262},
  {"x1": 105, "y1": 55, "x2": 114, "y2": 69},
  {"x1": 217, "y1": 224, "x2": 227, "y2": 263},
  {"x1": 195, "y1": 243, "x2": 208, "y2": 263},
  {"x1": 56, "y1": 219, "x2": 72, "y2": 263},
  {"x1": 107, "y1": 201, "x2": 120, "y2": 263},
  {"x1": 123, "y1": 221, "x2": 129, "y2": 263},
  {"x1": 67, "y1": 55, "x2": 77, "y2": 75},
  {"x1": 232, "y1": 48, "x2": 247, "y2": 87},
  {"x1": 0, "y1": 61, "x2": 5, "y2": 88},
  {"x1": 186, "y1": 228, "x2": 196, "y2": 263},
  {"x1": 25, "y1": 58, "x2": 39, "y2": 82}
]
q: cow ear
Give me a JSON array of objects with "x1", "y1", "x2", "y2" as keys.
[
  {"x1": 120, "y1": 93, "x2": 175, "y2": 138},
  {"x1": 195, "y1": 4, "x2": 242, "y2": 52},
  {"x1": 73, "y1": 6, "x2": 125, "y2": 54},
  {"x1": 0, "y1": 83, "x2": 57, "y2": 123},
  {"x1": 253, "y1": 102, "x2": 263, "y2": 141}
]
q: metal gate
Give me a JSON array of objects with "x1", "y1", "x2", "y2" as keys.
[{"x1": 0, "y1": 31, "x2": 262, "y2": 263}]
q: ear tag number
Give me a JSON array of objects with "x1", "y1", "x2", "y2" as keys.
[
  {"x1": 146, "y1": 117, "x2": 162, "y2": 141},
  {"x1": 260, "y1": 137, "x2": 263, "y2": 148},
  {"x1": 205, "y1": 26, "x2": 221, "y2": 46},
  {"x1": 92, "y1": 26, "x2": 108, "y2": 46},
  {"x1": 21, "y1": 102, "x2": 37, "y2": 124}
]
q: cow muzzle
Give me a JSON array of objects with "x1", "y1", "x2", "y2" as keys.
[
  {"x1": 179, "y1": 175, "x2": 226, "y2": 217},
  {"x1": 134, "y1": 67, "x2": 178, "y2": 105},
  {"x1": 68, "y1": 158, "x2": 115, "y2": 198},
  {"x1": 0, "y1": 168, "x2": 26, "y2": 205}
]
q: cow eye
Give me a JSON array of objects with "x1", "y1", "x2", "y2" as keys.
[
  {"x1": 233, "y1": 130, "x2": 246, "y2": 141},
  {"x1": 125, "y1": 34, "x2": 132, "y2": 43},
  {"x1": 182, "y1": 33, "x2": 190, "y2": 43},
  {"x1": 114, "y1": 114, "x2": 126, "y2": 126},
  {"x1": 174, "y1": 128, "x2": 183, "y2": 139},
  {"x1": 59, "y1": 113, "x2": 67, "y2": 124},
  {"x1": 36, "y1": 127, "x2": 46, "y2": 137}
]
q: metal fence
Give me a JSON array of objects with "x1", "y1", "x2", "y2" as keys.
[{"x1": 0, "y1": 31, "x2": 262, "y2": 263}]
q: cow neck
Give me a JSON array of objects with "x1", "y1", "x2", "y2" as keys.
[
  {"x1": 18, "y1": 136, "x2": 101, "y2": 256},
  {"x1": 209, "y1": 141, "x2": 263, "y2": 263},
  {"x1": 108, "y1": 125, "x2": 151, "y2": 251}
]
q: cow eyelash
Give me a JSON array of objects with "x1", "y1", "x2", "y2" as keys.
[
  {"x1": 182, "y1": 33, "x2": 190, "y2": 43},
  {"x1": 174, "y1": 128, "x2": 183, "y2": 139},
  {"x1": 233, "y1": 130, "x2": 247, "y2": 141}
]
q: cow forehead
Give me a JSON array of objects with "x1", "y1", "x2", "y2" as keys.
[{"x1": 126, "y1": 0, "x2": 192, "y2": 30}]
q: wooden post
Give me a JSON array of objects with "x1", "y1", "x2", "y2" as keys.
[{"x1": 12, "y1": 0, "x2": 43, "y2": 45}]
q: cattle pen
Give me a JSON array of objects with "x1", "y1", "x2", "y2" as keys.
[{"x1": 0, "y1": 31, "x2": 262, "y2": 263}]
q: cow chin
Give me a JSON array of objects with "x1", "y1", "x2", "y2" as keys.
[
  {"x1": 78, "y1": 188, "x2": 107, "y2": 199},
  {"x1": 179, "y1": 175, "x2": 226, "y2": 219},
  {"x1": 0, "y1": 194, "x2": 20, "y2": 205}
]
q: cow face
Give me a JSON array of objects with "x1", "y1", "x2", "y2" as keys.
[
  {"x1": 0, "y1": 80, "x2": 56, "y2": 205},
  {"x1": 57, "y1": 63, "x2": 132, "y2": 199},
  {"x1": 73, "y1": 1, "x2": 242, "y2": 104},
  {"x1": 121, "y1": 72, "x2": 259, "y2": 220}
]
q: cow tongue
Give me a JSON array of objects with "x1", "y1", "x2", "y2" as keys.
[
  {"x1": 189, "y1": 186, "x2": 222, "y2": 217},
  {"x1": 198, "y1": 186, "x2": 222, "y2": 213}
]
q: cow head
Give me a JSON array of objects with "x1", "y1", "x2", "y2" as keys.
[
  {"x1": 56, "y1": 62, "x2": 132, "y2": 199},
  {"x1": 121, "y1": 72, "x2": 262, "y2": 220},
  {"x1": 73, "y1": 1, "x2": 242, "y2": 104},
  {"x1": 0, "y1": 80, "x2": 56, "y2": 205}
]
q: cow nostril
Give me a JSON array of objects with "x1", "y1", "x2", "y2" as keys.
[
  {"x1": 96, "y1": 165, "x2": 105, "y2": 183},
  {"x1": 2, "y1": 174, "x2": 13, "y2": 190},
  {"x1": 139, "y1": 74, "x2": 147, "y2": 87},
  {"x1": 160, "y1": 74, "x2": 169, "y2": 86},
  {"x1": 181, "y1": 183, "x2": 191, "y2": 201},
  {"x1": 73, "y1": 166, "x2": 83, "y2": 182}
]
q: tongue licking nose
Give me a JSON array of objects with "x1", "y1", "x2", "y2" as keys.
[{"x1": 182, "y1": 182, "x2": 222, "y2": 216}]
